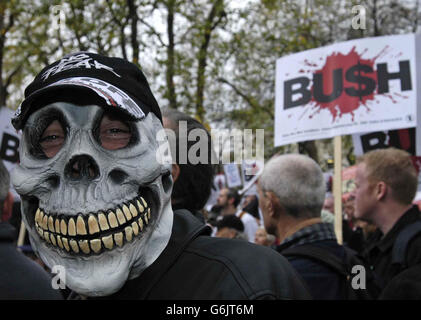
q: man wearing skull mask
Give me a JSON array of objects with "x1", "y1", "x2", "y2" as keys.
[{"x1": 11, "y1": 52, "x2": 310, "y2": 299}]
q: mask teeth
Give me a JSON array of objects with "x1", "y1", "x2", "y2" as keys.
[{"x1": 34, "y1": 196, "x2": 150, "y2": 255}]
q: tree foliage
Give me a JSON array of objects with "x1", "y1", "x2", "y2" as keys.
[{"x1": 0, "y1": 0, "x2": 419, "y2": 165}]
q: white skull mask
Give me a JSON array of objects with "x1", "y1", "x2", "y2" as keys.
[{"x1": 12, "y1": 102, "x2": 173, "y2": 297}]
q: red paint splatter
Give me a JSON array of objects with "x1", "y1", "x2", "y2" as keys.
[
  {"x1": 371, "y1": 45, "x2": 390, "y2": 61},
  {"x1": 394, "y1": 92, "x2": 408, "y2": 99},
  {"x1": 309, "y1": 46, "x2": 380, "y2": 121},
  {"x1": 383, "y1": 93, "x2": 398, "y2": 104},
  {"x1": 298, "y1": 107, "x2": 310, "y2": 120},
  {"x1": 304, "y1": 59, "x2": 318, "y2": 67}
]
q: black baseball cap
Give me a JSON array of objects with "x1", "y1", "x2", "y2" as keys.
[{"x1": 12, "y1": 52, "x2": 162, "y2": 130}]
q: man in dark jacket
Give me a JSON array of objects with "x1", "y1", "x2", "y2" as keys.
[
  {"x1": 0, "y1": 160, "x2": 62, "y2": 299},
  {"x1": 98, "y1": 209, "x2": 309, "y2": 299},
  {"x1": 379, "y1": 263, "x2": 421, "y2": 299},
  {"x1": 10, "y1": 52, "x2": 311, "y2": 299},
  {"x1": 354, "y1": 148, "x2": 421, "y2": 289},
  {"x1": 258, "y1": 154, "x2": 348, "y2": 299},
  {"x1": 162, "y1": 108, "x2": 213, "y2": 225}
]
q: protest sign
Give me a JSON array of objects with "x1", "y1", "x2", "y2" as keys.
[
  {"x1": 0, "y1": 107, "x2": 21, "y2": 200},
  {"x1": 239, "y1": 159, "x2": 264, "y2": 195},
  {"x1": 205, "y1": 173, "x2": 226, "y2": 211},
  {"x1": 352, "y1": 128, "x2": 419, "y2": 155},
  {"x1": 275, "y1": 34, "x2": 419, "y2": 146},
  {"x1": 223, "y1": 163, "x2": 242, "y2": 188}
]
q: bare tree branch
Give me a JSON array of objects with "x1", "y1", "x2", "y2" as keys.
[
  {"x1": 105, "y1": 0, "x2": 129, "y2": 60},
  {"x1": 195, "y1": 0, "x2": 225, "y2": 121},
  {"x1": 138, "y1": 16, "x2": 167, "y2": 47},
  {"x1": 127, "y1": 0, "x2": 139, "y2": 65},
  {"x1": 217, "y1": 77, "x2": 274, "y2": 118}
]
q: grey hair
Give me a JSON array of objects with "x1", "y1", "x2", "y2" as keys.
[
  {"x1": 234, "y1": 231, "x2": 249, "y2": 242},
  {"x1": 259, "y1": 154, "x2": 326, "y2": 218},
  {"x1": 0, "y1": 160, "x2": 10, "y2": 216},
  {"x1": 266, "y1": 233, "x2": 276, "y2": 244}
]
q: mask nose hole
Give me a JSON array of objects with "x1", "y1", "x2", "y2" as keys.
[
  {"x1": 108, "y1": 169, "x2": 129, "y2": 184},
  {"x1": 65, "y1": 155, "x2": 99, "y2": 181},
  {"x1": 46, "y1": 175, "x2": 60, "y2": 189}
]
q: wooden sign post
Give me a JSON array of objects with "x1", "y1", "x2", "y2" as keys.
[
  {"x1": 333, "y1": 135, "x2": 343, "y2": 245},
  {"x1": 17, "y1": 221, "x2": 26, "y2": 251}
]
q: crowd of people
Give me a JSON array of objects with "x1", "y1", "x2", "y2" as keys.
[
  {"x1": 1, "y1": 51, "x2": 421, "y2": 300},
  {"x1": 204, "y1": 147, "x2": 421, "y2": 299}
]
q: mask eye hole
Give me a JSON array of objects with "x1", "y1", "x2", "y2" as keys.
[
  {"x1": 98, "y1": 113, "x2": 132, "y2": 150},
  {"x1": 39, "y1": 120, "x2": 66, "y2": 158}
]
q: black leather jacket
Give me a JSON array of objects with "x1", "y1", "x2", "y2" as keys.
[
  {"x1": 0, "y1": 222, "x2": 63, "y2": 299},
  {"x1": 363, "y1": 205, "x2": 421, "y2": 286},
  {"x1": 102, "y1": 209, "x2": 311, "y2": 300}
]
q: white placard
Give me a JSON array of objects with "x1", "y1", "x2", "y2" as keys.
[
  {"x1": 275, "y1": 34, "x2": 419, "y2": 146},
  {"x1": 205, "y1": 173, "x2": 226, "y2": 211},
  {"x1": 0, "y1": 107, "x2": 21, "y2": 200},
  {"x1": 239, "y1": 159, "x2": 264, "y2": 195},
  {"x1": 223, "y1": 163, "x2": 242, "y2": 188}
]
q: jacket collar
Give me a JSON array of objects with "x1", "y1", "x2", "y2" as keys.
[
  {"x1": 276, "y1": 222, "x2": 337, "y2": 252},
  {"x1": 375, "y1": 205, "x2": 421, "y2": 253},
  {"x1": 101, "y1": 209, "x2": 211, "y2": 299}
]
